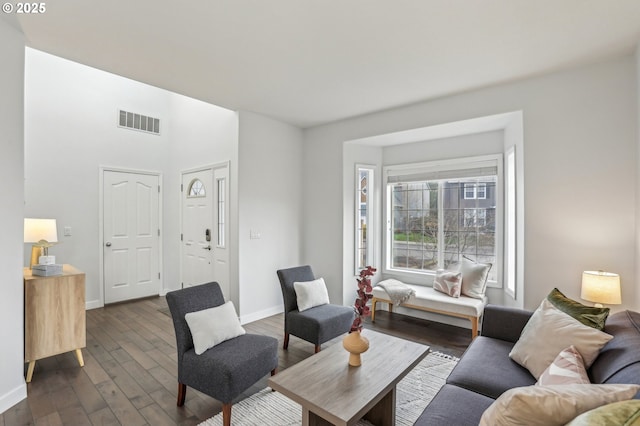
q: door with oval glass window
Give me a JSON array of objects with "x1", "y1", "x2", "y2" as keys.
[{"x1": 181, "y1": 165, "x2": 229, "y2": 297}]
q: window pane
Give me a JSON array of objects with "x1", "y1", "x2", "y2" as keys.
[{"x1": 387, "y1": 173, "x2": 497, "y2": 278}]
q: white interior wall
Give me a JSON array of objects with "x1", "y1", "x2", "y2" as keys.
[
  {"x1": 304, "y1": 55, "x2": 638, "y2": 313},
  {"x1": 237, "y1": 112, "x2": 303, "y2": 322},
  {"x1": 24, "y1": 48, "x2": 238, "y2": 307},
  {"x1": 0, "y1": 17, "x2": 28, "y2": 414},
  {"x1": 165, "y1": 93, "x2": 239, "y2": 302}
]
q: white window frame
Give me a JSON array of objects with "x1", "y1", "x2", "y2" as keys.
[
  {"x1": 504, "y1": 146, "x2": 517, "y2": 297},
  {"x1": 383, "y1": 154, "x2": 503, "y2": 287},
  {"x1": 355, "y1": 165, "x2": 375, "y2": 274}
]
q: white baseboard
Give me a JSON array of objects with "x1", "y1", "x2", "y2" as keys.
[
  {"x1": 85, "y1": 299, "x2": 102, "y2": 310},
  {"x1": 240, "y1": 305, "x2": 283, "y2": 325},
  {"x1": 159, "y1": 288, "x2": 169, "y2": 297},
  {"x1": 0, "y1": 383, "x2": 27, "y2": 415}
]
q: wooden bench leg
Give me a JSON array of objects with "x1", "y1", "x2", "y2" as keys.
[
  {"x1": 471, "y1": 317, "x2": 479, "y2": 339},
  {"x1": 371, "y1": 298, "x2": 378, "y2": 322}
]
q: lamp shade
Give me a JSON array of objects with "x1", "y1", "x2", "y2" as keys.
[
  {"x1": 24, "y1": 218, "x2": 58, "y2": 244},
  {"x1": 581, "y1": 271, "x2": 621, "y2": 305}
]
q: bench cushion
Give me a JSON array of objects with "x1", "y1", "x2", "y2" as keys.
[{"x1": 373, "y1": 283, "x2": 487, "y2": 318}]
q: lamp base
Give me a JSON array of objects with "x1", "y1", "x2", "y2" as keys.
[
  {"x1": 29, "y1": 245, "x2": 42, "y2": 269},
  {"x1": 594, "y1": 303, "x2": 604, "y2": 308}
]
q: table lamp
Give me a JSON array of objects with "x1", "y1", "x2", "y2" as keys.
[
  {"x1": 581, "y1": 270, "x2": 621, "y2": 307},
  {"x1": 24, "y1": 218, "x2": 58, "y2": 268}
]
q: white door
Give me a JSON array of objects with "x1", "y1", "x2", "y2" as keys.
[
  {"x1": 181, "y1": 165, "x2": 229, "y2": 297},
  {"x1": 103, "y1": 171, "x2": 161, "y2": 303}
]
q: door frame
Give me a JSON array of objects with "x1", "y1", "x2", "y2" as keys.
[
  {"x1": 180, "y1": 161, "x2": 229, "y2": 290},
  {"x1": 98, "y1": 166, "x2": 163, "y2": 307}
]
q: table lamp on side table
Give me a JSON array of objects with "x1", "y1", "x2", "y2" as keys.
[
  {"x1": 24, "y1": 218, "x2": 58, "y2": 269},
  {"x1": 581, "y1": 270, "x2": 622, "y2": 308}
]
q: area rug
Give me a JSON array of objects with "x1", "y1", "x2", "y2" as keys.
[{"x1": 198, "y1": 351, "x2": 458, "y2": 426}]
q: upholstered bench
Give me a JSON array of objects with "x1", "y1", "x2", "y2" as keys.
[{"x1": 371, "y1": 284, "x2": 487, "y2": 337}]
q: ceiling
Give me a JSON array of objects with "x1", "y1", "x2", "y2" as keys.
[{"x1": 9, "y1": 0, "x2": 640, "y2": 128}]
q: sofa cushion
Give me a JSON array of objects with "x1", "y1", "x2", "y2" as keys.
[
  {"x1": 537, "y1": 345, "x2": 590, "y2": 386},
  {"x1": 509, "y1": 299, "x2": 612, "y2": 379},
  {"x1": 590, "y1": 310, "x2": 640, "y2": 393},
  {"x1": 479, "y1": 384, "x2": 640, "y2": 426},
  {"x1": 447, "y1": 336, "x2": 536, "y2": 399},
  {"x1": 566, "y1": 400, "x2": 640, "y2": 425},
  {"x1": 547, "y1": 287, "x2": 609, "y2": 330},
  {"x1": 413, "y1": 384, "x2": 494, "y2": 426}
]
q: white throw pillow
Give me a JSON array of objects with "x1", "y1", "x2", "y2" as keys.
[
  {"x1": 479, "y1": 384, "x2": 640, "y2": 426},
  {"x1": 456, "y1": 256, "x2": 492, "y2": 299},
  {"x1": 509, "y1": 299, "x2": 613, "y2": 379},
  {"x1": 185, "y1": 301, "x2": 246, "y2": 355},
  {"x1": 294, "y1": 277, "x2": 330, "y2": 312}
]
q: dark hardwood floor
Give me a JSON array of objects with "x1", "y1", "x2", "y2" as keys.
[{"x1": 2, "y1": 296, "x2": 471, "y2": 426}]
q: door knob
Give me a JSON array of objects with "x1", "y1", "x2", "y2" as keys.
[
  {"x1": 203, "y1": 245, "x2": 212, "y2": 250},
  {"x1": 106, "y1": 242, "x2": 112, "y2": 247}
]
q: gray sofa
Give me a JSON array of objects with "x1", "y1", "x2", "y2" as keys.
[{"x1": 414, "y1": 304, "x2": 640, "y2": 425}]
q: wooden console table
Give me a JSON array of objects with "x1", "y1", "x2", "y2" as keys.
[{"x1": 23, "y1": 264, "x2": 86, "y2": 383}]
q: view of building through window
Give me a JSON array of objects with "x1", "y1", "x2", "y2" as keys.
[{"x1": 390, "y1": 177, "x2": 497, "y2": 281}]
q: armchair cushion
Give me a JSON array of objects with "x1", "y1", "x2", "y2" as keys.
[
  {"x1": 181, "y1": 333, "x2": 278, "y2": 403},
  {"x1": 185, "y1": 300, "x2": 246, "y2": 355},
  {"x1": 294, "y1": 277, "x2": 330, "y2": 312},
  {"x1": 287, "y1": 304, "x2": 354, "y2": 345}
]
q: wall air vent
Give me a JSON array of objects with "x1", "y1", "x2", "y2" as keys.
[{"x1": 118, "y1": 110, "x2": 161, "y2": 135}]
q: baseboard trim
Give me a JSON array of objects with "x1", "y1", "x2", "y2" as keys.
[
  {"x1": 240, "y1": 305, "x2": 283, "y2": 325},
  {"x1": 0, "y1": 383, "x2": 27, "y2": 415},
  {"x1": 86, "y1": 299, "x2": 102, "y2": 310}
]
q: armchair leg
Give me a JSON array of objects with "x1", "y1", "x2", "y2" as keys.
[
  {"x1": 283, "y1": 333, "x2": 289, "y2": 350},
  {"x1": 177, "y1": 383, "x2": 186, "y2": 406},
  {"x1": 314, "y1": 344, "x2": 321, "y2": 353},
  {"x1": 222, "y1": 403, "x2": 232, "y2": 426}
]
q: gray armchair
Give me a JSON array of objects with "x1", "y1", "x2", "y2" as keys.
[
  {"x1": 166, "y1": 282, "x2": 278, "y2": 426},
  {"x1": 277, "y1": 265, "x2": 354, "y2": 353}
]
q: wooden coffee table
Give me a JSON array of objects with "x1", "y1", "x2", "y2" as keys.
[{"x1": 268, "y1": 329, "x2": 429, "y2": 426}]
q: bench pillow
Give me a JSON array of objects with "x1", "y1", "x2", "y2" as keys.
[
  {"x1": 456, "y1": 256, "x2": 492, "y2": 299},
  {"x1": 433, "y1": 269, "x2": 462, "y2": 298}
]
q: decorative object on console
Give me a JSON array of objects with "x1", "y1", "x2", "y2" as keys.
[
  {"x1": 24, "y1": 218, "x2": 59, "y2": 269},
  {"x1": 343, "y1": 265, "x2": 376, "y2": 366},
  {"x1": 581, "y1": 270, "x2": 622, "y2": 308}
]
